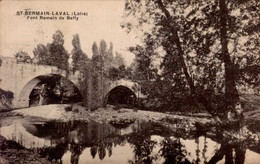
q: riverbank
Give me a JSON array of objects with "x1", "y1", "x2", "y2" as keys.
[
  {"x1": 4, "y1": 103, "x2": 260, "y2": 133},
  {"x1": 11, "y1": 104, "x2": 260, "y2": 140},
  {"x1": 1, "y1": 103, "x2": 259, "y2": 134},
  {"x1": 12, "y1": 104, "x2": 212, "y2": 130}
]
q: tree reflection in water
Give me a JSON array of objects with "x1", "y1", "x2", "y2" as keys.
[
  {"x1": 98, "y1": 142, "x2": 106, "y2": 160},
  {"x1": 128, "y1": 135, "x2": 158, "y2": 164},
  {"x1": 160, "y1": 137, "x2": 191, "y2": 164},
  {"x1": 70, "y1": 143, "x2": 84, "y2": 164},
  {"x1": 36, "y1": 143, "x2": 68, "y2": 163},
  {"x1": 107, "y1": 142, "x2": 113, "y2": 157},
  {"x1": 208, "y1": 142, "x2": 246, "y2": 164},
  {"x1": 90, "y1": 146, "x2": 97, "y2": 159},
  {"x1": 206, "y1": 124, "x2": 260, "y2": 164},
  {"x1": 3, "y1": 119, "x2": 259, "y2": 164},
  {"x1": 202, "y1": 136, "x2": 208, "y2": 162},
  {"x1": 195, "y1": 136, "x2": 200, "y2": 163}
]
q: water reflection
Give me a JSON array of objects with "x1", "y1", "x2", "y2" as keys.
[
  {"x1": 160, "y1": 137, "x2": 190, "y2": 164},
  {"x1": 0, "y1": 119, "x2": 259, "y2": 164},
  {"x1": 206, "y1": 142, "x2": 248, "y2": 164},
  {"x1": 128, "y1": 133, "x2": 158, "y2": 164}
]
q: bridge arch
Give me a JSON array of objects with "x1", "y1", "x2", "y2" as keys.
[
  {"x1": 105, "y1": 85, "x2": 137, "y2": 106},
  {"x1": 17, "y1": 74, "x2": 82, "y2": 108}
]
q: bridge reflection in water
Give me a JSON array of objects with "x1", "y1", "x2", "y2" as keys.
[{"x1": 0, "y1": 118, "x2": 259, "y2": 164}]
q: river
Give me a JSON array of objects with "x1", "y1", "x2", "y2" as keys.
[{"x1": 0, "y1": 115, "x2": 260, "y2": 163}]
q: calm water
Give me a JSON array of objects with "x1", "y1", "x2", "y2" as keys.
[{"x1": 0, "y1": 118, "x2": 259, "y2": 164}]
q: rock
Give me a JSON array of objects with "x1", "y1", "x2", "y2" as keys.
[
  {"x1": 113, "y1": 106, "x2": 122, "y2": 110},
  {"x1": 109, "y1": 118, "x2": 136, "y2": 129},
  {"x1": 64, "y1": 106, "x2": 72, "y2": 112},
  {"x1": 73, "y1": 108, "x2": 79, "y2": 113},
  {"x1": 72, "y1": 103, "x2": 87, "y2": 112},
  {"x1": 118, "y1": 108, "x2": 129, "y2": 113}
]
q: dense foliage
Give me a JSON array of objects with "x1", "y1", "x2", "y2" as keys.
[
  {"x1": 122, "y1": 0, "x2": 260, "y2": 120},
  {"x1": 0, "y1": 58, "x2": 14, "y2": 108},
  {"x1": 87, "y1": 40, "x2": 128, "y2": 109},
  {"x1": 0, "y1": 88, "x2": 14, "y2": 109},
  {"x1": 71, "y1": 34, "x2": 89, "y2": 73},
  {"x1": 33, "y1": 30, "x2": 69, "y2": 71},
  {"x1": 14, "y1": 51, "x2": 32, "y2": 63}
]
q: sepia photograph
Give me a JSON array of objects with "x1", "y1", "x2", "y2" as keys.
[{"x1": 0, "y1": 0, "x2": 260, "y2": 163}]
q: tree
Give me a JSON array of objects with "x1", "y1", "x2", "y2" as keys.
[
  {"x1": 99, "y1": 40, "x2": 107, "y2": 104},
  {"x1": 99, "y1": 40, "x2": 107, "y2": 58},
  {"x1": 33, "y1": 44, "x2": 49, "y2": 65},
  {"x1": 33, "y1": 31, "x2": 70, "y2": 71},
  {"x1": 129, "y1": 45, "x2": 158, "y2": 81},
  {"x1": 219, "y1": 0, "x2": 239, "y2": 110},
  {"x1": 77, "y1": 59, "x2": 95, "y2": 109},
  {"x1": 118, "y1": 64, "x2": 126, "y2": 78},
  {"x1": 108, "y1": 67, "x2": 120, "y2": 80},
  {"x1": 104, "y1": 42, "x2": 115, "y2": 77},
  {"x1": 92, "y1": 41, "x2": 100, "y2": 68},
  {"x1": 48, "y1": 30, "x2": 69, "y2": 71},
  {"x1": 125, "y1": 66, "x2": 133, "y2": 79},
  {"x1": 52, "y1": 30, "x2": 64, "y2": 45},
  {"x1": 122, "y1": 0, "x2": 260, "y2": 122},
  {"x1": 105, "y1": 42, "x2": 114, "y2": 68},
  {"x1": 91, "y1": 40, "x2": 119, "y2": 106},
  {"x1": 230, "y1": 1, "x2": 260, "y2": 93},
  {"x1": 113, "y1": 52, "x2": 125, "y2": 68},
  {"x1": 14, "y1": 51, "x2": 32, "y2": 63},
  {"x1": 91, "y1": 41, "x2": 102, "y2": 108},
  {"x1": 71, "y1": 34, "x2": 88, "y2": 72}
]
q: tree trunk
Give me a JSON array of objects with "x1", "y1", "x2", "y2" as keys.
[
  {"x1": 156, "y1": 0, "x2": 242, "y2": 121},
  {"x1": 219, "y1": 0, "x2": 240, "y2": 110},
  {"x1": 156, "y1": 0, "x2": 195, "y2": 94},
  {"x1": 87, "y1": 70, "x2": 92, "y2": 110},
  {"x1": 156, "y1": 0, "x2": 217, "y2": 117}
]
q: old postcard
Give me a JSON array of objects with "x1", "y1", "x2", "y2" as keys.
[{"x1": 0, "y1": 0, "x2": 260, "y2": 163}]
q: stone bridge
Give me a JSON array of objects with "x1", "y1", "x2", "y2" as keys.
[{"x1": 0, "y1": 56, "x2": 141, "y2": 108}]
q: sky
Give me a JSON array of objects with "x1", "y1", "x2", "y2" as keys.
[{"x1": 0, "y1": 0, "x2": 140, "y2": 65}]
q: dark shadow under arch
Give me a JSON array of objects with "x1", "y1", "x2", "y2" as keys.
[
  {"x1": 18, "y1": 74, "x2": 82, "y2": 107},
  {"x1": 105, "y1": 85, "x2": 137, "y2": 106}
]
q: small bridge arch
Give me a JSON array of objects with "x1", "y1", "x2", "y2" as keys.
[{"x1": 105, "y1": 85, "x2": 137, "y2": 106}]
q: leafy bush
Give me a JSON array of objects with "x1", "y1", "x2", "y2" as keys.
[{"x1": 0, "y1": 88, "x2": 14, "y2": 109}]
